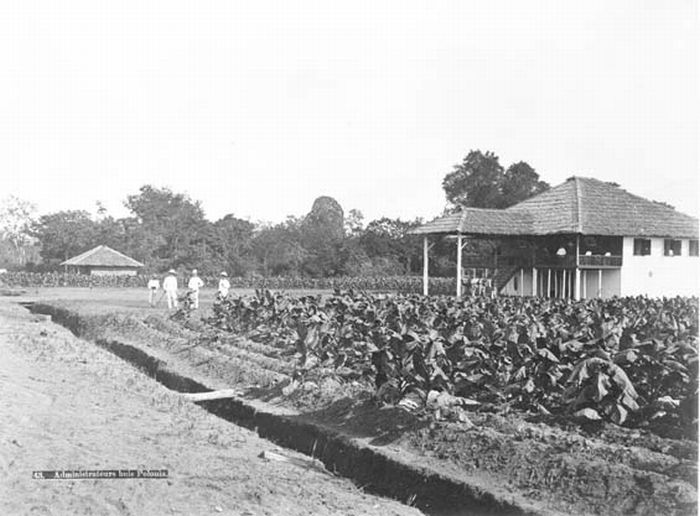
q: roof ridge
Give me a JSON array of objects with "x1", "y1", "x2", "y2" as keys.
[
  {"x1": 619, "y1": 185, "x2": 693, "y2": 216},
  {"x1": 584, "y1": 177, "x2": 698, "y2": 219},
  {"x1": 101, "y1": 245, "x2": 132, "y2": 261},
  {"x1": 573, "y1": 176, "x2": 583, "y2": 233},
  {"x1": 61, "y1": 244, "x2": 144, "y2": 267},
  {"x1": 75, "y1": 246, "x2": 100, "y2": 261},
  {"x1": 457, "y1": 208, "x2": 468, "y2": 233},
  {"x1": 505, "y1": 177, "x2": 570, "y2": 211},
  {"x1": 102, "y1": 246, "x2": 144, "y2": 266}
]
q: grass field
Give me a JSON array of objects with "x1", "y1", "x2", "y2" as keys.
[{"x1": 12, "y1": 287, "x2": 332, "y2": 314}]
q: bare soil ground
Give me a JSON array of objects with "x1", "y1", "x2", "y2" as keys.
[
  {"x1": 0, "y1": 299, "x2": 421, "y2": 516},
  {"x1": 6, "y1": 288, "x2": 699, "y2": 516}
]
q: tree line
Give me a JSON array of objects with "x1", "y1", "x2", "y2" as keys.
[{"x1": 0, "y1": 150, "x2": 549, "y2": 277}]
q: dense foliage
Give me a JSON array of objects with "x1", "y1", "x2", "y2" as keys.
[
  {"x1": 442, "y1": 150, "x2": 549, "y2": 210},
  {"x1": 208, "y1": 291, "x2": 698, "y2": 430},
  {"x1": 0, "y1": 272, "x2": 147, "y2": 288},
  {"x1": 2, "y1": 148, "x2": 546, "y2": 276},
  {"x1": 3, "y1": 186, "x2": 433, "y2": 277},
  {"x1": 0, "y1": 195, "x2": 37, "y2": 267}
]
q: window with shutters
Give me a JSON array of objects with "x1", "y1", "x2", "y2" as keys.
[
  {"x1": 633, "y1": 238, "x2": 651, "y2": 256},
  {"x1": 664, "y1": 239, "x2": 682, "y2": 257}
]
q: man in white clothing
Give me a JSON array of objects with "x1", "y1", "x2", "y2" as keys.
[
  {"x1": 218, "y1": 271, "x2": 230, "y2": 299},
  {"x1": 187, "y1": 269, "x2": 204, "y2": 309},
  {"x1": 163, "y1": 269, "x2": 178, "y2": 310},
  {"x1": 147, "y1": 274, "x2": 160, "y2": 307}
]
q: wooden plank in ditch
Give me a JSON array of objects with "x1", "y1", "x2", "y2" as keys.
[
  {"x1": 258, "y1": 451, "x2": 331, "y2": 476},
  {"x1": 180, "y1": 389, "x2": 238, "y2": 402}
]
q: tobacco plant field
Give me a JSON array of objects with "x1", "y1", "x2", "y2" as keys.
[
  {"x1": 28, "y1": 289, "x2": 698, "y2": 514},
  {"x1": 208, "y1": 291, "x2": 699, "y2": 436}
]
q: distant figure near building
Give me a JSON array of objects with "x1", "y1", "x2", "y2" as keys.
[
  {"x1": 163, "y1": 269, "x2": 178, "y2": 310},
  {"x1": 218, "y1": 272, "x2": 230, "y2": 299},
  {"x1": 188, "y1": 269, "x2": 204, "y2": 309},
  {"x1": 147, "y1": 274, "x2": 160, "y2": 307}
]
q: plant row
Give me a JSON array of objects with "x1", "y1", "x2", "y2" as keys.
[
  {"x1": 0, "y1": 271, "x2": 455, "y2": 294},
  {"x1": 207, "y1": 290, "x2": 699, "y2": 432}
]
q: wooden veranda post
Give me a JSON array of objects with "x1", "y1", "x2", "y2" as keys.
[
  {"x1": 423, "y1": 236, "x2": 429, "y2": 296},
  {"x1": 456, "y1": 234, "x2": 463, "y2": 297},
  {"x1": 575, "y1": 235, "x2": 581, "y2": 300}
]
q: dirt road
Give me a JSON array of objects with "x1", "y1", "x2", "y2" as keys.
[{"x1": 0, "y1": 301, "x2": 420, "y2": 516}]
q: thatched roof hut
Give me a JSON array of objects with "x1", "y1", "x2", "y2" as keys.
[{"x1": 61, "y1": 245, "x2": 144, "y2": 276}]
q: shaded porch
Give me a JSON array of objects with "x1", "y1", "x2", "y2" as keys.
[{"x1": 414, "y1": 226, "x2": 623, "y2": 299}]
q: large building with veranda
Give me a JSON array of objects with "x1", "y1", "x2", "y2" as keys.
[{"x1": 411, "y1": 177, "x2": 699, "y2": 299}]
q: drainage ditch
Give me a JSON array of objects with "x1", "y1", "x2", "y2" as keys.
[{"x1": 26, "y1": 302, "x2": 545, "y2": 516}]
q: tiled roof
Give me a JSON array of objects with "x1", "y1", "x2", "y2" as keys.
[
  {"x1": 578, "y1": 177, "x2": 698, "y2": 238},
  {"x1": 411, "y1": 177, "x2": 698, "y2": 238},
  {"x1": 411, "y1": 209, "x2": 532, "y2": 235},
  {"x1": 506, "y1": 178, "x2": 580, "y2": 233},
  {"x1": 61, "y1": 245, "x2": 144, "y2": 268},
  {"x1": 410, "y1": 211, "x2": 463, "y2": 235}
]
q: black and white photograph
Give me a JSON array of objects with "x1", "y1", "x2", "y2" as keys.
[{"x1": 0, "y1": 1, "x2": 698, "y2": 515}]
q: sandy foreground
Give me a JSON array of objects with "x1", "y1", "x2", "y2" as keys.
[{"x1": 0, "y1": 300, "x2": 420, "y2": 516}]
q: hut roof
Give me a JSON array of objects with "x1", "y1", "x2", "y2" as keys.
[
  {"x1": 60, "y1": 245, "x2": 144, "y2": 268},
  {"x1": 411, "y1": 177, "x2": 698, "y2": 238}
]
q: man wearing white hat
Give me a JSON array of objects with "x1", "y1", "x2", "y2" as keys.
[
  {"x1": 218, "y1": 271, "x2": 230, "y2": 299},
  {"x1": 163, "y1": 269, "x2": 179, "y2": 310},
  {"x1": 187, "y1": 269, "x2": 204, "y2": 309}
]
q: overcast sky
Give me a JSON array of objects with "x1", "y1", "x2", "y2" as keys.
[{"x1": 1, "y1": 1, "x2": 698, "y2": 224}]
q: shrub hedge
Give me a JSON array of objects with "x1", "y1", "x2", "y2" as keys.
[{"x1": 0, "y1": 271, "x2": 455, "y2": 294}]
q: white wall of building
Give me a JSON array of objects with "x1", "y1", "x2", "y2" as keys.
[
  {"x1": 90, "y1": 268, "x2": 138, "y2": 276},
  {"x1": 581, "y1": 270, "x2": 599, "y2": 299},
  {"x1": 620, "y1": 237, "x2": 698, "y2": 297},
  {"x1": 578, "y1": 269, "x2": 621, "y2": 299},
  {"x1": 502, "y1": 267, "x2": 622, "y2": 298},
  {"x1": 498, "y1": 238, "x2": 698, "y2": 299}
]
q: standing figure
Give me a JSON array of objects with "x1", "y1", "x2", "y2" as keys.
[
  {"x1": 163, "y1": 269, "x2": 179, "y2": 310},
  {"x1": 147, "y1": 274, "x2": 160, "y2": 307},
  {"x1": 218, "y1": 271, "x2": 230, "y2": 299},
  {"x1": 188, "y1": 269, "x2": 204, "y2": 309}
]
